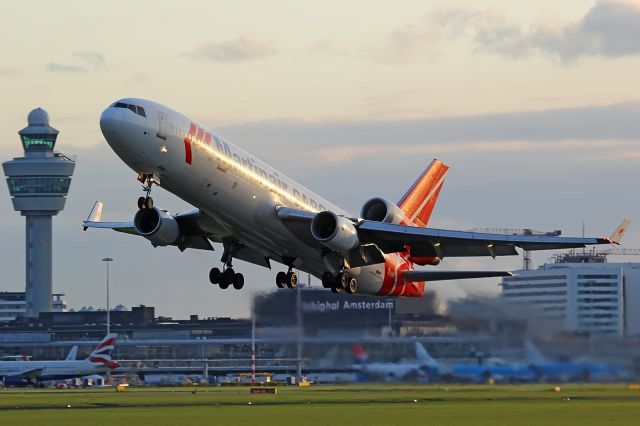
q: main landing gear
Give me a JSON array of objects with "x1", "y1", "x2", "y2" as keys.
[
  {"x1": 210, "y1": 242, "x2": 245, "y2": 290},
  {"x1": 209, "y1": 264, "x2": 245, "y2": 290},
  {"x1": 136, "y1": 173, "x2": 155, "y2": 209},
  {"x1": 322, "y1": 271, "x2": 357, "y2": 294},
  {"x1": 275, "y1": 268, "x2": 298, "y2": 289}
]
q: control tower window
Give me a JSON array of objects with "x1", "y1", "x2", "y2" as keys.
[
  {"x1": 7, "y1": 177, "x2": 71, "y2": 195},
  {"x1": 20, "y1": 134, "x2": 57, "y2": 151}
]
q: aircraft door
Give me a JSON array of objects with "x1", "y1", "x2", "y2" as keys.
[{"x1": 156, "y1": 110, "x2": 167, "y2": 141}]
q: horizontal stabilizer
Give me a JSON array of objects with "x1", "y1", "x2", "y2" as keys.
[{"x1": 403, "y1": 270, "x2": 512, "y2": 282}]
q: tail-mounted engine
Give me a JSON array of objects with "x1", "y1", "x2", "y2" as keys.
[
  {"x1": 360, "y1": 197, "x2": 406, "y2": 224},
  {"x1": 134, "y1": 207, "x2": 180, "y2": 246},
  {"x1": 310, "y1": 211, "x2": 359, "y2": 252}
]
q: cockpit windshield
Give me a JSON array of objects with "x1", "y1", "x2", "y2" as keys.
[{"x1": 112, "y1": 102, "x2": 146, "y2": 118}]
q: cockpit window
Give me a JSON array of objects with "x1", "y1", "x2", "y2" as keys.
[{"x1": 112, "y1": 102, "x2": 146, "y2": 118}]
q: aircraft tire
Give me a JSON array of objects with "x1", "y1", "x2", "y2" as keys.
[
  {"x1": 209, "y1": 267, "x2": 221, "y2": 284},
  {"x1": 233, "y1": 273, "x2": 245, "y2": 290},
  {"x1": 345, "y1": 277, "x2": 357, "y2": 294},
  {"x1": 286, "y1": 271, "x2": 298, "y2": 289},
  {"x1": 321, "y1": 272, "x2": 333, "y2": 288},
  {"x1": 137, "y1": 197, "x2": 145, "y2": 209},
  {"x1": 276, "y1": 271, "x2": 287, "y2": 288},
  {"x1": 144, "y1": 197, "x2": 154, "y2": 209}
]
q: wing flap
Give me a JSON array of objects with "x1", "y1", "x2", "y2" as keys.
[{"x1": 404, "y1": 270, "x2": 513, "y2": 282}]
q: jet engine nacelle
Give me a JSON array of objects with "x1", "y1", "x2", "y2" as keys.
[
  {"x1": 134, "y1": 207, "x2": 180, "y2": 246},
  {"x1": 310, "y1": 211, "x2": 359, "y2": 252},
  {"x1": 360, "y1": 197, "x2": 406, "y2": 224}
]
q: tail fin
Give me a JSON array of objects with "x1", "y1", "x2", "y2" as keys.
[
  {"x1": 524, "y1": 340, "x2": 546, "y2": 365},
  {"x1": 65, "y1": 346, "x2": 78, "y2": 361},
  {"x1": 88, "y1": 333, "x2": 119, "y2": 368},
  {"x1": 609, "y1": 218, "x2": 631, "y2": 244},
  {"x1": 414, "y1": 342, "x2": 439, "y2": 370},
  {"x1": 353, "y1": 344, "x2": 369, "y2": 364},
  {"x1": 398, "y1": 159, "x2": 449, "y2": 227}
]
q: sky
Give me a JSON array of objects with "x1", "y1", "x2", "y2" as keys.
[{"x1": 0, "y1": 0, "x2": 639, "y2": 319}]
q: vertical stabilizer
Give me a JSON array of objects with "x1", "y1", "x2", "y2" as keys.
[
  {"x1": 415, "y1": 342, "x2": 439, "y2": 370},
  {"x1": 88, "y1": 333, "x2": 119, "y2": 368},
  {"x1": 398, "y1": 159, "x2": 449, "y2": 227}
]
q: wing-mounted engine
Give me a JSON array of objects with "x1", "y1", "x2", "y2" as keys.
[
  {"x1": 361, "y1": 197, "x2": 406, "y2": 224},
  {"x1": 134, "y1": 207, "x2": 180, "y2": 246},
  {"x1": 310, "y1": 211, "x2": 359, "y2": 252}
]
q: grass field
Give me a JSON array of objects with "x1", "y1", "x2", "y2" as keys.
[{"x1": 1, "y1": 384, "x2": 639, "y2": 425}]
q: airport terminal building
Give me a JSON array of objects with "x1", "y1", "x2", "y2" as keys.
[{"x1": 501, "y1": 253, "x2": 640, "y2": 336}]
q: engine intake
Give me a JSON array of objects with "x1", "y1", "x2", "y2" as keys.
[
  {"x1": 361, "y1": 197, "x2": 406, "y2": 224},
  {"x1": 310, "y1": 211, "x2": 359, "y2": 252},
  {"x1": 134, "y1": 207, "x2": 180, "y2": 246}
]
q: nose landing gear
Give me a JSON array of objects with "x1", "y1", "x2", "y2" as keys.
[{"x1": 136, "y1": 173, "x2": 155, "y2": 209}]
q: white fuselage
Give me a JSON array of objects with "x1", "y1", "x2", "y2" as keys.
[
  {"x1": 0, "y1": 360, "x2": 107, "y2": 381},
  {"x1": 100, "y1": 98, "x2": 392, "y2": 295}
]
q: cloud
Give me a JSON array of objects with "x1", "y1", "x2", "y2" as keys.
[
  {"x1": 46, "y1": 63, "x2": 87, "y2": 73},
  {"x1": 46, "y1": 51, "x2": 106, "y2": 73},
  {"x1": 187, "y1": 34, "x2": 276, "y2": 62},
  {"x1": 217, "y1": 102, "x2": 640, "y2": 156},
  {"x1": 382, "y1": 1, "x2": 640, "y2": 62},
  {"x1": 73, "y1": 51, "x2": 106, "y2": 69},
  {"x1": 0, "y1": 67, "x2": 21, "y2": 77}
]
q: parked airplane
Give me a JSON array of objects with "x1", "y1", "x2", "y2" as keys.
[
  {"x1": 0, "y1": 334, "x2": 118, "y2": 386},
  {"x1": 524, "y1": 340, "x2": 622, "y2": 382},
  {"x1": 352, "y1": 342, "x2": 437, "y2": 381},
  {"x1": 85, "y1": 98, "x2": 623, "y2": 296}
]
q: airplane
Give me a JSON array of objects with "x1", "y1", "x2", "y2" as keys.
[
  {"x1": 352, "y1": 342, "x2": 438, "y2": 381},
  {"x1": 524, "y1": 340, "x2": 622, "y2": 382},
  {"x1": 84, "y1": 98, "x2": 624, "y2": 297},
  {"x1": 0, "y1": 334, "x2": 118, "y2": 386}
]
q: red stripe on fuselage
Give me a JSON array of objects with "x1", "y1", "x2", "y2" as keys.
[{"x1": 184, "y1": 123, "x2": 197, "y2": 164}]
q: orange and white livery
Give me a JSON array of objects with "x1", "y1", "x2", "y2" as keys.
[{"x1": 85, "y1": 98, "x2": 622, "y2": 297}]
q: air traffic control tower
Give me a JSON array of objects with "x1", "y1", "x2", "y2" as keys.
[{"x1": 2, "y1": 109, "x2": 75, "y2": 317}]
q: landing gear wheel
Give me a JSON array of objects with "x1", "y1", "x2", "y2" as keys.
[
  {"x1": 331, "y1": 285, "x2": 342, "y2": 294},
  {"x1": 219, "y1": 277, "x2": 230, "y2": 289},
  {"x1": 144, "y1": 197, "x2": 154, "y2": 209},
  {"x1": 345, "y1": 277, "x2": 357, "y2": 294},
  {"x1": 321, "y1": 272, "x2": 333, "y2": 289},
  {"x1": 137, "y1": 197, "x2": 146, "y2": 210},
  {"x1": 209, "y1": 267, "x2": 221, "y2": 285},
  {"x1": 276, "y1": 271, "x2": 287, "y2": 288},
  {"x1": 331, "y1": 272, "x2": 347, "y2": 293},
  {"x1": 286, "y1": 271, "x2": 298, "y2": 289},
  {"x1": 232, "y1": 273, "x2": 245, "y2": 290}
]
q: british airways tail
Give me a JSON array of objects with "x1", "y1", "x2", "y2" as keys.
[
  {"x1": 353, "y1": 344, "x2": 369, "y2": 364},
  {"x1": 87, "y1": 333, "x2": 119, "y2": 369},
  {"x1": 398, "y1": 159, "x2": 449, "y2": 227}
]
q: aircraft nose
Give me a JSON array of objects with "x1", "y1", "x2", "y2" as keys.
[{"x1": 99, "y1": 106, "x2": 116, "y2": 136}]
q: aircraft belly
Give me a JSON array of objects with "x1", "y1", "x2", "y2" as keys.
[{"x1": 161, "y1": 158, "x2": 327, "y2": 274}]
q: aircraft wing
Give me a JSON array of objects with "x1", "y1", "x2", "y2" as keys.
[
  {"x1": 18, "y1": 367, "x2": 44, "y2": 379},
  {"x1": 82, "y1": 201, "x2": 217, "y2": 251},
  {"x1": 357, "y1": 220, "x2": 613, "y2": 258}
]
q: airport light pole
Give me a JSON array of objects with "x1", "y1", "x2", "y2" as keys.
[{"x1": 102, "y1": 258, "x2": 113, "y2": 335}]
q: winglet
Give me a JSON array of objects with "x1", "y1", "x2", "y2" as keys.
[
  {"x1": 83, "y1": 201, "x2": 104, "y2": 230},
  {"x1": 609, "y1": 218, "x2": 631, "y2": 245}
]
